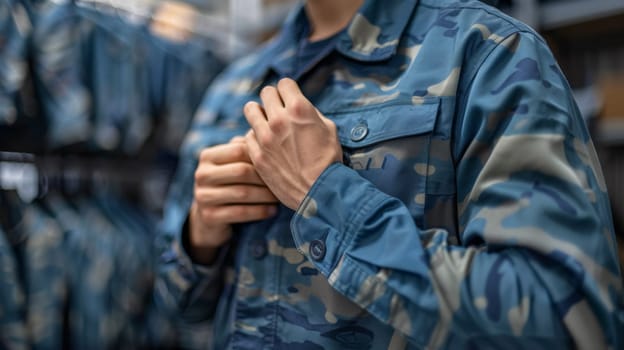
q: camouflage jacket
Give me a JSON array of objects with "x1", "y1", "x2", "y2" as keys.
[{"x1": 157, "y1": 0, "x2": 624, "y2": 348}]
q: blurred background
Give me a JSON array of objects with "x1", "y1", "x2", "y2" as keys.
[{"x1": 0, "y1": 0, "x2": 622, "y2": 348}]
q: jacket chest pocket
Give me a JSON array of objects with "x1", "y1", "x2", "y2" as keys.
[{"x1": 327, "y1": 99, "x2": 441, "y2": 227}]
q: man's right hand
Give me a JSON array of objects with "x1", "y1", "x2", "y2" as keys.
[{"x1": 188, "y1": 136, "x2": 278, "y2": 265}]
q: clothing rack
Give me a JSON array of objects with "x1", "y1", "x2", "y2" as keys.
[
  {"x1": 74, "y1": 0, "x2": 231, "y2": 50},
  {"x1": 73, "y1": 0, "x2": 296, "y2": 59}
]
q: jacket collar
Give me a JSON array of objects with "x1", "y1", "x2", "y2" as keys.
[{"x1": 249, "y1": 0, "x2": 418, "y2": 81}]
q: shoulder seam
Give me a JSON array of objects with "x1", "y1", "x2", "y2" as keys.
[{"x1": 464, "y1": 29, "x2": 547, "y2": 91}]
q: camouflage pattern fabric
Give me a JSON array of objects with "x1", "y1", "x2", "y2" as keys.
[
  {"x1": 0, "y1": 190, "x2": 179, "y2": 349},
  {"x1": 158, "y1": 0, "x2": 624, "y2": 348},
  {"x1": 0, "y1": 0, "x2": 30, "y2": 125},
  {"x1": 0, "y1": 200, "x2": 27, "y2": 350}
]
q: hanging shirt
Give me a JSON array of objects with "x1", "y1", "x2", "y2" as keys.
[
  {"x1": 157, "y1": 0, "x2": 624, "y2": 349},
  {"x1": 0, "y1": 0, "x2": 30, "y2": 126}
]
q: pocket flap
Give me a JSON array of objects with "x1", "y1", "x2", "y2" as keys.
[{"x1": 328, "y1": 99, "x2": 440, "y2": 148}]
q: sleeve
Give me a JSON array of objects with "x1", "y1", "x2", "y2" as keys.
[
  {"x1": 290, "y1": 31, "x2": 624, "y2": 349},
  {"x1": 154, "y1": 72, "x2": 249, "y2": 323},
  {"x1": 31, "y1": 2, "x2": 91, "y2": 148}
]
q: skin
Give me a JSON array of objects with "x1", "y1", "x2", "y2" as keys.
[
  {"x1": 244, "y1": 79, "x2": 343, "y2": 210},
  {"x1": 188, "y1": 0, "x2": 362, "y2": 264},
  {"x1": 189, "y1": 136, "x2": 279, "y2": 265},
  {"x1": 304, "y1": 0, "x2": 365, "y2": 41}
]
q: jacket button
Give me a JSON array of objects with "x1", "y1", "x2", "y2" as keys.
[
  {"x1": 309, "y1": 240, "x2": 326, "y2": 261},
  {"x1": 250, "y1": 240, "x2": 267, "y2": 259},
  {"x1": 350, "y1": 124, "x2": 368, "y2": 142}
]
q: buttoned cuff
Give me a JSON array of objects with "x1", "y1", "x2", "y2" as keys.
[{"x1": 290, "y1": 163, "x2": 388, "y2": 275}]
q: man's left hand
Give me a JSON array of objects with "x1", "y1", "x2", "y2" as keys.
[{"x1": 244, "y1": 78, "x2": 343, "y2": 210}]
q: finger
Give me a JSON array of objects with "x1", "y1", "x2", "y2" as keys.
[
  {"x1": 243, "y1": 101, "x2": 271, "y2": 142},
  {"x1": 245, "y1": 129, "x2": 264, "y2": 164},
  {"x1": 195, "y1": 162, "x2": 265, "y2": 186},
  {"x1": 195, "y1": 184, "x2": 278, "y2": 206},
  {"x1": 276, "y1": 78, "x2": 306, "y2": 107},
  {"x1": 259, "y1": 86, "x2": 284, "y2": 116},
  {"x1": 198, "y1": 204, "x2": 278, "y2": 224},
  {"x1": 199, "y1": 142, "x2": 250, "y2": 165},
  {"x1": 229, "y1": 135, "x2": 246, "y2": 144}
]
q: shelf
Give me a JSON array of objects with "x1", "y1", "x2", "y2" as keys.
[{"x1": 540, "y1": 0, "x2": 624, "y2": 30}]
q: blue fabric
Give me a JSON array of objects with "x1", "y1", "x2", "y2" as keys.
[
  {"x1": 0, "y1": 188, "x2": 180, "y2": 349},
  {"x1": 145, "y1": 31, "x2": 224, "y2": 154},
  {"x1": 74, "y1": 5, "x2": 151, "y2": 153},
  {"x1": 1, "y1": 0, "x2": 224, "y2": 347},
  {"x1": 291, "y1": 15, "x2": 344, "y2": 79},
  {"x1": 0, "y1": 0, "x2": 30, "y2": 126},
  {"x1": 31, "y1": 1, "x2": 91, "y2": 149},
  {"x1": 0, "y1": 192, "x2": 27, "y2": 350},
  {"x1": 29, "y1": 1, "x2": 223, "y2": 154},
  {"x1": 158, "y1": 0, "x2": 624, "y2": 349},
  {"x1": 26, "y1": 0, "x2": 223, "y2": 155}
]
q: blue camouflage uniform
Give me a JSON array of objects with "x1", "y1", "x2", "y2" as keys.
[{"x1": 157, "y1": 0, "x2": 624, "y2": 348}]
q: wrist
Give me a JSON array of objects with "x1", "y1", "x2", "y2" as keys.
[{"x1": 186, "y1": 204, "x2": 232, "y2": 265}]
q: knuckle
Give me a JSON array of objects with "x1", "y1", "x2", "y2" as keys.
[
  {"x1": 199, "y1": 148, "x2": 212, "y2": 162},
  {"x1": 194, "y1": 188, "x2": 210, "y2": 203},
  {"x1": 243, "y1": 164, "x2": 256, "y2": 180},
  {"x1": 194, "y1": 169, "x2": 203, "y2": 184},
  {"x1": 244, "y1": 130, "x2": 256, "y2": 144},
  {"x1": 288, "y1": 98, "x2": 311, "y2": 116},
  {"x1": 200, "y1": 207, "x2": 215, "y2": 221},
  {"x1": 268, "y1": 116, "x2": 286, "y2": 133},
  {"x1": 230, "y1": 143, "x2": 246, "y2": 159},
  {"x1": 252, "y1": 150, "x2": 267, "y2": 165},
  {"x1": 195, "y1": 165, "x2": 214, "y2": 184},
  {"x1": 258, "y1": 132, "x2": 273, "y2": 148}
]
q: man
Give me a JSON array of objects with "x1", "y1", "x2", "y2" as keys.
[{"x1": 157, "y1": 0, "x2": 624, "y2": 348}]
